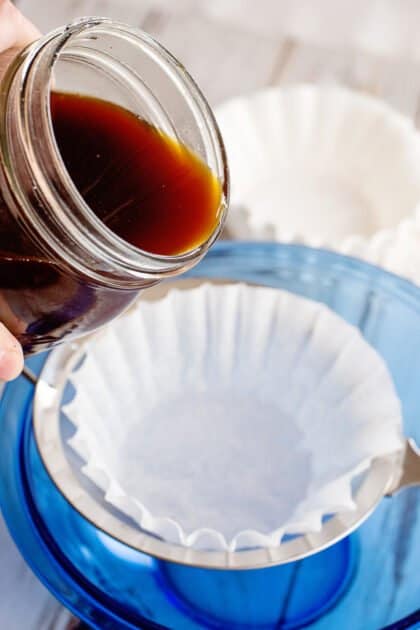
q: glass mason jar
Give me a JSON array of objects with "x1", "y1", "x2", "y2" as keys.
[{"x1": 0, "y1": 17, "x2": 228, "y2": 354}]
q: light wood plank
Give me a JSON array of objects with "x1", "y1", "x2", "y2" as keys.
[
  {"x1": 0, "y1": 516, "x2": 71, "y2": 630},
  {"x1": 18, "y1": 0, "x2": 150, "y2": 32},
  {"x1": 144, "y1": 12, "x2": 282, "y2": 106},
  {"x1": 278, "y1": 40, "x2": 420, "y2": 119}
]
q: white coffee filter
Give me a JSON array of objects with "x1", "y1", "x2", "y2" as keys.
[
  {"x1": 216, "y1": 85, "x2": 420, "y2": 282},
  {"x1": 63, "y1": 284, "x2": 404, "y2": 551}
]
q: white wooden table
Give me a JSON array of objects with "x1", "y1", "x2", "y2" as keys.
[{"x1": 3, "y1": 1, "x2": 420, "y2": 628}]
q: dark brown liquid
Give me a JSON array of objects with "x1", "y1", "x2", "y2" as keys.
[
  {"x1": 0, "y1": 92, "x2": 222, "y2": 352},
  {"x1": 51, "y1": 92, "x2": 222, "y2": 255}
]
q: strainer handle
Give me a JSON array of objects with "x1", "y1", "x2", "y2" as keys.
[
  {"x1": 22, "y1": 365, "x2": 38, "y2": 385},
  {"x1": 386, "y1": 439, "x2": 420, "y2": 495}
]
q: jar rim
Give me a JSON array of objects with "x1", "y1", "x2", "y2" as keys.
[{"x1": 0, "y1": 17, "x2": 229, "y2": 286}]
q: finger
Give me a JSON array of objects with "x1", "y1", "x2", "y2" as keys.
[
  {"x1": 0, "y1": 0, "x2": 40, "y2": 50},
  {"x1": 0, "y1": 322, "x2": 23, "y2": 381}
]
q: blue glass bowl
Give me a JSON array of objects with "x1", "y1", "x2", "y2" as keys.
[{"x1": 1, "y1": 242, "x2": 420, "y2": 629}]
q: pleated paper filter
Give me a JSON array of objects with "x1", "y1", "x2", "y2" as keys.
[
  {"x1": 63, "y1": 284, "x2": 404, "y2": 551},
  {"x1": 215, "y1": 85, "x2": 420, "y2": 283}
]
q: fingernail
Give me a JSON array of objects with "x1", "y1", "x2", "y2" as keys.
[{"x1": 0, "y1": 323, "x2": 23, "y2": 381}]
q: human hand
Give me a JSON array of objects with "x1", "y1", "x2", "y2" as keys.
[
  {"x1": 0, "y1": 0, "x2": 40, "y2": 83},
  {"x1": 0, "y1": 0, "x2": 39, "y2": 379},
  {"x1": 0, "y1": 0, "x2": 39, "y2": 50}
]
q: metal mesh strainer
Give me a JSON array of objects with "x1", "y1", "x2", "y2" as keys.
[{"x1": 32, "y1": 275, "x2": 420, "y2": 570}]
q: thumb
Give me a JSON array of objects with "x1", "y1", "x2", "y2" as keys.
[
  {"x1": 0, "y1": 323, "x2": 23, "y2": 381},
  {"x1": 0, "y1": 0, "x2": 40, "y2": 50}
]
